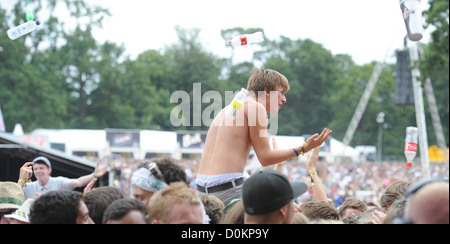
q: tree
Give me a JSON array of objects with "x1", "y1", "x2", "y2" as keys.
[
  {"x1": 420, "y1": 0, "x2": 449, "y2": 146},
  {"x1": 119, "y1": 50, "x2": 173, "y2": 130},
  {"x1": 0, "y1": 3, "x2": 67, "y2": 131},
  {"x1": 86, "y1": 42, "x2": 132, "y2": 129},
  {"x1": 0, "y1": 0, "x2": 112, "y2": 131},
  {"x1": 328, "y1": 62, "x2": 416, "y2": 159},
  {"x1": 58, "y1": 25, "x2": 100, "y2": 127},
  {"x1": 164, "y1": 26, "x2": 226, "y2": 130}
]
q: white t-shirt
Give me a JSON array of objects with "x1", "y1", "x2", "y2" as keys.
[{"x1": 22, "y1": 177, "x2": 74, "y2": 199}]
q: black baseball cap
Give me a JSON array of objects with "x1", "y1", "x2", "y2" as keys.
[{"x1": 243, "y1": 169, "x2": 308, "y2": 215}]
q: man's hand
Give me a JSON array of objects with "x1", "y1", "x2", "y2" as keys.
[
  {"x1": 272, "y1": 138, "x2": 285, "y2": 173},
  {"x1": 306, "y1": 147, "x2": 320, "y2": 173},
  {"x1": 93, "y1": 160, "x2": 108, "y2": 178},
  {"x1": 18, "y1": 162, "x2": 34, "y2": 188},
  {"x1": 372, "y1": 210, "x2": 386, "y2": 224},
  {"x1": 72, "y1": 160, "x2": 108, "y2": 189},
  {"x1": 303, "y1": 128, "x2": 332, "y2": 153},
  {"x1": 19, "y1": 162, "x2": 34, "y2": 181},
  {"x1": 305, "y1": 146, "x2": 329, "y2": 202},
  {"x1": 83, "y1": 178, "x2": 97, "y2": 195}
]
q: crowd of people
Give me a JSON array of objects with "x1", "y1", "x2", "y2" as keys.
[
  {"x1": 1, "y1": 151, "x2": 448, "y2": 225},
  {"x1": 100, "y1": 154, "x2": 449, "y2": 206}
]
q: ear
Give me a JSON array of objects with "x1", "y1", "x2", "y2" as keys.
[
  {"x1": 264, "y1": 89, "x2": 270, "y2": 97},
  {"x1": 279, "y1": 205, "x2": 288, "y2": 219}
]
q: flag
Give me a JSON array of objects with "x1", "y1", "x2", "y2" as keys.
[{"x1": 0, "y1": 106, "x2": 5, "y2": 132}]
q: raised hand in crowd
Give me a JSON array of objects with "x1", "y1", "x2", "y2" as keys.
[
  {"x1": 306, "y1": 147, "x2": 328, "y2": 202},
  {"x1": 303, "y1": 128, "x2": 332, "y2": 153}
]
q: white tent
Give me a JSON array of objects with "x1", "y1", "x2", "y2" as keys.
[
  {"x1": 139, "y1": 130, "x2": 177, "y2": 159},
  {"x1": 244, "y1": 136, "x2": 360, "y2": 172},
  {"x1": 244, "y1": 135, "x2": 305, "y2": 172},
  {"x1": 328, "y1": 137, "x2": 360, "y2": 163}
]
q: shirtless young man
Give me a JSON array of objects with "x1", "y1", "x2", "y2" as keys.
[{"x1": 196, "y1": 68, "x2": 332, "y2": 205}]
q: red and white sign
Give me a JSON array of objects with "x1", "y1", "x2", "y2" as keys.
[{"x1": 405, "y1": 142, "x2": 417, "y2": 152}]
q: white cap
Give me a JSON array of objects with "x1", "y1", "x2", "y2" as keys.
[
  {"x1": 32, "y1": 156, "x2": 51, "y2": 168},
  {"x1": 5, "y1": 199, "x2": 35, "y2": 224}
]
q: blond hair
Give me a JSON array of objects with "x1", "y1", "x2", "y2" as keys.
[
  {"x1": 291, "y1": 212, "x2": 310, "y2": 224},
  {"x1": 380, "y1": 180, "x2": 411, "y2": 211},
  {"x1": 247, "y1": 68, "x2": 290, "y2": 95},
  {"x1": 147, "y1": 182, "x2": 202, "y2": 223}
]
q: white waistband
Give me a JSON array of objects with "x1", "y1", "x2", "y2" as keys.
[{"x1": 196, "y1": 173, "x2": 244, "y2": 188}]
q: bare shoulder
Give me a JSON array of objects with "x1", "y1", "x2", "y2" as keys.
[
  {"x1": 244, "y1": 97, "x2": 263, "y2": 107},
  {"x1": 244, "y1": 98, "x2": 268, "y2": 126}
]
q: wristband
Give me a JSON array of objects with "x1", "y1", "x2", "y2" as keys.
[
  {"x1": 309, "y1": 172, "x2": 317, "y2": 186},
  {"x1": 294, "y1": 143, "x2": 308, "y2": 157},
  {"x1": 18, "y1": 179, "x2": 31, "y2": 187}
]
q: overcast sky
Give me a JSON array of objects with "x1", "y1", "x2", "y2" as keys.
[{"x1": 1, "y1": 0, "x2": 432, "y2": 65}]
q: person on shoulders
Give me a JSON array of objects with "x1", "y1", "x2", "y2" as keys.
[{"x1": 197, "y1": 68, "x2": 332, "y2": 205}]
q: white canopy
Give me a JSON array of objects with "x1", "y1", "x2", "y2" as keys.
[{"x1": 140, "y1": 130, "x2": 177, "y2": 158}]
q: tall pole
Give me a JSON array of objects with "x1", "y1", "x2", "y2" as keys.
[
  {"x1": 377, "y1": 112, "x2": 385, "y2": 163},
  {"x1": 342, "y1": 63, "x2": 384, "y2": 149},
  {"x1": 410, "y1": 44, "x2": 431, "y2": 179},
  {"x1": 341, "y1": 43, "x2": 393, "y2": 150},
  {"x1": 423, "y1": 77, "x2": 449, "y2": 162}
]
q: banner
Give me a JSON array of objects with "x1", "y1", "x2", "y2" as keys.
[
  {"x1": 177, "y1": 131, "x2": 207, "y2": 149},
  {"x1": 106, "y1": 129, "x2": 140, "y2": 148},
  {"x1": 0, "y1": 106, "x2": 5, "y2": 132}
]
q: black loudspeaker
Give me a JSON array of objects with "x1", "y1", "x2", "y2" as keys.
[{"x1": 395, "y1": 49, "x2": 415, "y2": 106}]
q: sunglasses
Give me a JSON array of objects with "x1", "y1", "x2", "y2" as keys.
[{"x1": 144, "y1": 160, "x2": 165, "y2": 182}]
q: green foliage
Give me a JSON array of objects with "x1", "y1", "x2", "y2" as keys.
[{"x1": 420, "y1": 0, "x2": 449, "y2": 145}]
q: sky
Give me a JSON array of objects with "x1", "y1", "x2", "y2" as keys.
[{"x1": 1, "y1": 0, "x2": 433, "y2": 65}]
